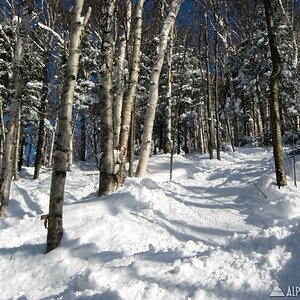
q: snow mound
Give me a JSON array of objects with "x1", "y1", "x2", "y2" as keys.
[{"x1": 0, "y1": 148, "x2": 299, "y2": 299}]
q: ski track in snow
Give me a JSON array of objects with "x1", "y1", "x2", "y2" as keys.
[{"x1": 0, "y1": 147, "x2": 300, "y2": 300}]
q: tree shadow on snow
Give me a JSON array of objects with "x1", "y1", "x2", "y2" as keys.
[
  {"x1": 127, "y1": 262, "x2": 267, "y2": 300},
  {"x1": 69, "y1": 191, "x2": 150, "y2": 216},
  {"x1": 0, "y1": 243, "x2": 44, "y2": 256},
  {"x1": 12, "y1": 184, "x2": 43, "y2": 216},
  {"x1": 277, "y1": 223, "x2": 300, "y2": 294},
  {"x1": 41, "y1": 289, "x2": 123, "y2": 300}
]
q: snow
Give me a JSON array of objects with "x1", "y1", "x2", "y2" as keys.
[{"x1": 0, "y1": 148, "x2": 300, "y2": 299}]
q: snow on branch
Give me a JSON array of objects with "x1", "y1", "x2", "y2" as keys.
[{"x1": 37, "y1": 22, "x2": 64, "y2": 45}]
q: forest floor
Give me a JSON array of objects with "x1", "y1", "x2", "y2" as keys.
[{"x1": 0, "y1": 147, "x2": 300, "y2": 300}]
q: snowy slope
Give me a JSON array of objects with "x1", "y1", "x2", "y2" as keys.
[{"x1": 0, "y1": 148, "x2": 300, "y2": 300}]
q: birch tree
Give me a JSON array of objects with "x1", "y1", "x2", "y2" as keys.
[
  {"x1": 114, "y1": 0, "x2": 132, "y2": 148},
  {"x1": 98, "y1": 0, "x2": 117, "y2": 195},
  {"x1": 46, "y1": 0, "x2": 91, "y2": 252},
  {"x1": 116, "y1": 0, "x2": 145, "y2": 186},
  {"x1": 0, "y1": 3, "x2": 31, "y2": 217},
  {"x1": 136, "y1": 0, "x2": 184, "y2": 178},
  {"x1": 264, "y1": 0, "x2": 287, "y2": 188}
]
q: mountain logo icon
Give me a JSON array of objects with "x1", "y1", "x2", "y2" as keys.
[{"x1": 270, "y1": 286, "x2": 285, "y2": 297}]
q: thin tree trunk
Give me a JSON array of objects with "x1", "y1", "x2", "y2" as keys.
[
  {"x1": 33, "y1": 53, "x2": 50, "y2": 179},
  {"x1": 18, "y1": 136, "x2": 26, "y2": 172},
  {"x1": 164, "y1": 26, "x2": 174, "y2": 154},
  {"x1": 214, "y1": 5, "x2": 221, "y2": 160},
  {"x1": 98, "y1": 0, "x2": 117, "y2": 195},
  {"x1": 264, "y1": 0, "x2": 287, "y2": 188},
  {"x1": 136, "y1": 0, "x2": 184, "y2": 177},
  {"x1": 46, "y1": 1, "x2": 91, "y2": 252},
  {"x1": 0, "y1": 97, "x2": 5, "y2": 167},
  {"x1": 91, "y1": 114, "x2": 98, "y2": 162},
  {"x1": 205, "y1": 10, "x2": 214, "y2": 160},
  {"x1": 26, "y1": 135, "x2": 32, "y2": 167},
  {"x1": 0, "y1": 4, "x2": 31, "y2": 216},
  {"x1": 12, "y1": 110, "x2": 21, "y2": 180},
  {"x1": 80, "y1": 110, "x2": 86, "y2": 161},
  {"x1": 128, "y1": 107, "x2": 135, "y2": 177},
  {"x1": 114, "y1": 0, "x2": 132, "y2": 148},
  {"x1": 116, "y1": 0, "x2": 145, "y2": 186}
]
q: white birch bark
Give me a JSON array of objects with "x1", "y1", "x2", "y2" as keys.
[
  {"x1": 135, "y1": 0, "x2": 184, "y2": 178},
  {"x1": 98, "y1": 0, "x2": 117, "y2": 195},
  {"x1": 48, "y1": 117, "x2": 57, "y2": 167},
  {"x1": 46, "y1": 1, "x2": 91, "y2": 252},
  {"x1": 0, "y1": 5, "x2": 30, "y2": 217},
  {"x1": 114, "y1": 0, "x2": 132, "y2": 148},
  {"x1": 116, "y1": 0, "x2": 145, "y2": 185}
]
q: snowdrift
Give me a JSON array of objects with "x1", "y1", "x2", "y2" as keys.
[{"x1": 0, "y1": 148, "x2": 299, "y2": 300}]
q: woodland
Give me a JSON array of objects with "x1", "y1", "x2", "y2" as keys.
[{"x1": 0, "y1": 0, "x2": 299, "y2": 254}]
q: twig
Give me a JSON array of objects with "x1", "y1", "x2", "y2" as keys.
[{"x1": 255, "y1": 184, "x2": 267, "y2": 199}]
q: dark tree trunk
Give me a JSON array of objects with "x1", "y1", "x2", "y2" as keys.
[
  {"x1": 214, "y1": 5, "x2": 221, "y2": 160},
  {"x1": 80, "y1": 111, "x2": 86, "y2": 161},
  {"x1": 18, "y1": 136, "x2": 26, "y2": 171},
  {"x1": 33, "y1": 59, "x2": 49, "y2": 179},
  {"x1": 205, "y1": 10, "x2": 214, "y2": 159},
  {"x1": 128, "y1": 107, "x2": 135, "y2": 177},
  {"x1": 264, "y1": 0, "x2": 287, "y2": 187},
  {"x1": 26, "y1": 136, "x2": 33, "y2": 167}
]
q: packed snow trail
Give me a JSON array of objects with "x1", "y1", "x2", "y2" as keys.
[{"x1": 0, "y1": 147, "x2": 299, "y2": 300}]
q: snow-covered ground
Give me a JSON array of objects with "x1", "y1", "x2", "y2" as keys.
[{"x1": 1, "y1": 147, "x2": 300, "y2": 300}]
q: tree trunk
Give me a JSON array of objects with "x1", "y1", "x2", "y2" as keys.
[
  {"x1": 46, "y1": 1, "x2": 91, "y2": 252},
  {"x1": 214, "y1": 7, "x2": 221, "y2": 161},
  {"x1": 0, "y1": 97, "x2": 5, "y2": 167},
  {"x1": 164, "y1": 26, "x2": 174, "y2": 154},
  {"x1": 205, "y1": 10, "x2": 214, "y2": 160},
  {"x1": 33, "y1": 53, "x2": 50, "y2": 179},
  {"x1": 91, "y1": 113, "x2": 98, "y2": 162},
  {"x1": 98, "y1": 0, "x2": 117, "y2": 195},
  {"x1": 26, "y1": 135, "x2": 33, "y2": 167},
  {"x1": 80, "y1": 110, "x2": 86, "y2": 161},
  {"x1": 114, "y1": 0, "x2": 132, "y2": 148},
  {"x1": 48, "y1": 118, "x2": 57, "y2": 167},
  {"x1": 128, "y1": 107, "x2": 135, "y2": 177},
  {"x1": 67, "y1": 131, "x2": 73, "y2": 171},
  {"x1": 12, "y1": 111, "x2": 21, "y2": 180},
  {"x1": 264, "y1": 0, "x2": 287, "y2": 188},
  {"x1": 18, "y1": 136, "x2": 26, "y2": 172},
  {"x1": 0, "y1": 5, "x2": 31, "y2": 217},
  {"x1": 116, "y1": 0, "x2": 145, "y2": 186},
  {"x1": 136, "y1": 0, "x2": 184, "y2": 177}
]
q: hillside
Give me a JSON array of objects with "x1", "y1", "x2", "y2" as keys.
[{"x1": 0, "y1": 147, "x2": 300, "y2": 300}]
